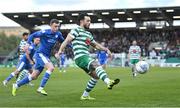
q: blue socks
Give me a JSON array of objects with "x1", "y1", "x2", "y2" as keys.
[
  {"x1": 5, "y1": 72, "x2": 15, "y2": 82},
  {"x1": 17, "y1": 75, "x2": 32, "y2": 87},
  {"x1": 40, "y1": 71, "x2": 51, "y2": 88}
]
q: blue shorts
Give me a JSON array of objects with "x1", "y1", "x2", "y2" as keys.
[
  {"x1": 33, "y1": 53, "x2": 51, "y2": 72},
  {"x1": 99, "y1": 59, "x2": 107, "y2": 65},
  {"x1": 16, "y1": 60, "x2": 32, "y2": 72},
  {"x1": 60, "y1": 59, "x2": 65, "y2": 65}
]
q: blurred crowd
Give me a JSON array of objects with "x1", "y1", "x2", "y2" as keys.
[
  {"x1": 91, "y1": 29, "x2": 180, "y2": 59},
  {"x1": 59, "y1": 29, "x2": 180, "y2": 59}
]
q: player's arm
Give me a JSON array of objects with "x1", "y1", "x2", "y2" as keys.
[
  {"x1": 58, "y1": 32, "x2": 73, "y2": 48},
  {"x1": 25, "y1": 47, "x2": 34, "y2": 65},
  {"x1": 27, "y1": 31, "x2": 43, "y2": 44},
  {"x1": 90, "y1": 41, "x2": 112, "y2": 58},
  {"x1": 25, "y1": 31, "x2": 42, "y2": 51},
  {"x1": 56, "y1": 33, "x2": 74, "y2": 58}
]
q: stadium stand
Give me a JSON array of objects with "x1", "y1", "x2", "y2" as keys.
[{"x1": 1, "y1": 6, "x2": 180, "y2": 66}]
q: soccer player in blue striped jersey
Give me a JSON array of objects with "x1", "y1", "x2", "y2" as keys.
[
  {"x1": 3, "y1": 38, "x2": 40, "y2": 86},
  {"x1": 97, "y1": 42, "x2": 108, "y2": 69},
  {"x1": 12, "y1": 19, "x2": 66, "y2": 96}
]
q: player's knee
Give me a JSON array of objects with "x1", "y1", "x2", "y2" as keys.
[
  {"x1": 31, "y1": 75, "x2": 38, "y2": 80},
  {"x1": 48, "y1": 66, "x2": 54, "y2": 72},
  {"x1": 89, "y1": 61, "x2": 99, "y2": 72},
  {"x1": 89, "y1": 71, "x2": 99, "y2": 80},
  {"x1": 14, "y1": 70, "x2": 20, "y2": 75},
  {"x1": 46, "y1": 63, "x2": 54, "y2": 72},
  {"x1": 31, "y1": 72, "x2": 38, "y2": 80}
]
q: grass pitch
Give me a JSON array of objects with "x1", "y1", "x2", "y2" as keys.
[{"x1": 0, "y1": 67, "x2": 180, "y2": 107}]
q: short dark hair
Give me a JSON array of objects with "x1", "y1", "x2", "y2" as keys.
[
  {"x1": 78, "y1": 13, "x2": 89, "y2": 24},
  {"x1": 22, "y1": 32, "x2": 28, "y2": 36},
  {"x1": 50, "y1": 19, "x2": 59, "y2": 25}
]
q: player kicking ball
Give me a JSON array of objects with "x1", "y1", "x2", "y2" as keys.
[
  {"x1": 12, "y1": 19, "x2": 66, "y2": 96},
  {"x1": 56, "y1": 13, "x2": 120, "y2": 100},
  {"x1": 3, "y1": 38, "x2": 40, "y2": 86}
]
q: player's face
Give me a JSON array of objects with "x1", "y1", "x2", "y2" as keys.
[
  {"x1": 132, "y1": 41, "x2": 137, "y2": 45},
  {"x1": 83, "y1": 16, "x2": 91, "y2": 29},
  {"x1": 34, "y1": 38, "x2": 40, "y2": 45},
  {"x1": 50, "y1": 23, "x2": 60, "y2": 32},
  {"x1": 23, "y1": 35, "x2": 28, "y2": 41}
]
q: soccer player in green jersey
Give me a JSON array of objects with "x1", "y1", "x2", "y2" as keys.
[
  {"x1": 56, "y1": 13, "x2": 120, "y2": 100},
  {"x1": 128, "y1": 40, "x2": 141, "y2": 77}
]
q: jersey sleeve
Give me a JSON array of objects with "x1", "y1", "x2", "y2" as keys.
[
  {"x1": 28, "y1": 45, "x2": 34, "y2": 54},
  {"x1": 58, "y1": 32, "x2": 72, "y2": 48},
  {"x1": 69, "y1": 28, "x2": 79, "y2": 39},
  {"x1": 27, "y1": 30, "x2": 44, "y2": 44},
  {"x1": 89, "y1": 33, "x2": 95, "y2": 43},
  {"x1": 58, "y1": 32, "x2": 65, "y2": 43}
]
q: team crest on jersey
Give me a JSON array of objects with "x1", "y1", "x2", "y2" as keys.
[
  {"x1": 85, "y1": 38, "x2": 91, "y2": 45},
  {"x1": 133, "y1": 50, "x2": 137, "y2": 53},
  {"x1": 55, "y1": 35, "x2": 58, "y2": 38}
]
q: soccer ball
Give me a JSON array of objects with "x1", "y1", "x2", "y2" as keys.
[{"x1": 135, "y1": 61, "x2": 149, "y2": 74}]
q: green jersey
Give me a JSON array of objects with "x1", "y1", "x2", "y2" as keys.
[
  {"x1": 70, "y1": 26, "x2": 95, "y2": 60},
  {"x1": 129, "y1": 45, "x2": 141, "y2": 59}
]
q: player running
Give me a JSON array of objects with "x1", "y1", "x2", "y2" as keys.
[
  {"x1": 59, "y1": 52, "x2": 66, "y2": 73},
  {"x1": 16, "y1": 32, "x2": 34, "y2": 86},
  {"x1": 3, "y1": 38, "x2": 40, "y2": 86},
  {"x1": 97, "y1": 42, "x2": 108, "y2": 69},
  {"x1": 12, "y1": 19, "x2": 67, "y2": 96},
  {"x1": 56, "y1": 13, "x2": 120, "y2": 100},
  {"x1": 128, "y1": 40, "x2": 141, "y2": 77}
]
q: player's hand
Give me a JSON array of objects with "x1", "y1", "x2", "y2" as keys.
[
  {"x1": 30, "y1": 60, "x2": 34, "y2": 65},
  {"x1": 55, "y1": 50, "x2": 63, "y2": 59},
  {"x1": 23, "y1": 44, "x2": 30, "y2": 52},
  {"x1": 55, "y1": 53, "x2": 60, "y2": 59}
]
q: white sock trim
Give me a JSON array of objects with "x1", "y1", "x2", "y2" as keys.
[
  {"x1": 82, "y1": 90, "x2": 89, "y2": 97},
  {"x1": 46, "y1": 70, "x2": 52, "y2": 75},
  {"x1": 11, "y1": 72, "x2": 15, "y2": 76},
  {"x1": 28, "y1": 75, "x2": 32, "y2": 81},
  {"x1": 38, "y1": 87, "x2": 43, "y2": 91},
  {"x1": 14, "y1": 84, "x2": 19, "y2": 89},
  {"x1": 104, "y1": 78, "x2": 110, "y2": 85}
]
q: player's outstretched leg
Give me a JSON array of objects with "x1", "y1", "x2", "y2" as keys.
[
  {"x1": 3, "y1": 72, "x2": 15, "y2": 86},
  {"x1": 16, "y1": 69, "x2": 28, "y2": 83},
  {"x1": 12, "y1": 70, "x2": 40, "y2": 96},
  {"x1": 12, "y1": 75, "x2": 33, "y2": 96},
  {"x1": 80, "y1": 78, "x2": 98, "y2": 100},
  {"x1": 37, "y1": 62, "x2": 54, "y2": 96},
  {"x1": 37, "y1": 70, "x2": 52, "y2": 96},
  {"x1": 16, "y1": 70, "x2": 34, "y2": 87},
  {"x1": 95, "y1": 65, "x2": 120, "y2": 89},
  {"x1": 3, "y1": 69, "x2": 21, "y2": 86},
  {"x1": 4, "y1": 61, "x2": 26, "y2": 86}
]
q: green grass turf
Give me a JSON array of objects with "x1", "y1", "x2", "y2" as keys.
[{"x1": 0, "y1": 67, "x2": 180, "y2": 107}]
